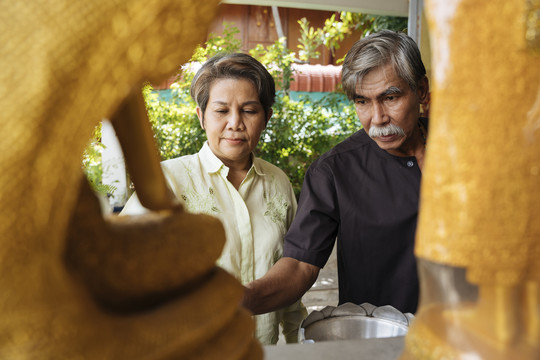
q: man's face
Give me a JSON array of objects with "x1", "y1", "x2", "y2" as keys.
[{"x1": 353, "y1": 64, "x2": 428, "y2": 156}]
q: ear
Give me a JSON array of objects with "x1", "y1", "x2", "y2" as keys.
[
  {"x1": 417, "y1": 76, "x2": 430, "y2": 105},
  {"x1": 264, "y1": 108, "x2": 273, "y2": 128},
  {"x1": 196, "y1": 107, "x2": 204, "y2": 129}
]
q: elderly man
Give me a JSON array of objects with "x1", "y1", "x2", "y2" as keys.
[{"x1": 243, "y1": 30, "x2": 429, "y2": 315}]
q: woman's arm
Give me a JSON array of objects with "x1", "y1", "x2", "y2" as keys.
[{"x1": 242, "y1": 257, "x2": 320, "y2": 315}]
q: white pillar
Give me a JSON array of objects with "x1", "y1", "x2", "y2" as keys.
[
  {"x1": 408, "y1": 0, "x2": 424, "y2": 44},
  {"x1": 101, "y1": 120, "x2": 129, "y2": 212}
]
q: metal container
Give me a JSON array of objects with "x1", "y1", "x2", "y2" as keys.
[{"x1": 299, "y1": 302, "x2": 414, "y2": 343}]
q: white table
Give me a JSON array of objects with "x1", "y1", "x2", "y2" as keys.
[{"x1": 264, "y1": 336, "x2": 405, "y2": 360}]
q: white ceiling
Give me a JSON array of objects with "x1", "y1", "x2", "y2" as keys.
[{"x1": 221, "y1": 0, "x2": 409, "y2": 17}]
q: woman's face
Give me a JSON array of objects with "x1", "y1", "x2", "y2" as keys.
[{"x1": 197, "y1": 78, "x2": 270, "y2": 169}]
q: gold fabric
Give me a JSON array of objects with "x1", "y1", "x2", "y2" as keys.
[
  {"x1": 402, "y1": 0, "x2": 540, "y2": 358},
  {"x1": 416, "y1": 0, "x2": 540, "y2": 287},
  {"x1": 0, "y1": 0, "x2": 262, "y2": 358}
]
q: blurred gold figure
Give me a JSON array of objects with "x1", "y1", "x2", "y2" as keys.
[
  {"x1": 0, "y1": 1, "x2": 262, "y2": 359},
  {"x1": 402, "y1": 0, "x2": 540, "y2": 359}
]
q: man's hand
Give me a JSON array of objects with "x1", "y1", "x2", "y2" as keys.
[{"x1": 242, "y1": 257, "x2": 320, "y2": 315}]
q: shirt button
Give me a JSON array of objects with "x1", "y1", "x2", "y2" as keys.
[{"x1": 407, "y1": 161, "x2": 414, "y2": 167}]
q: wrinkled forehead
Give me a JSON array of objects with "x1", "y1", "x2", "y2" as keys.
[{"x1": 354, "y1": 64, "x2": 406, "y2": 93}]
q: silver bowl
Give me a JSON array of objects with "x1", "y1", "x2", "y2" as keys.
[
  {"x1": 302, "y1": 315, "x2": 408, "y2": 342},
  {"x1": 299, "y1": 302, "x2": 413, "y2": 343}
]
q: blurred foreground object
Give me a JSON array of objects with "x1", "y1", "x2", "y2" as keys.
[
  {"x1": 0, "y1": 0, "x2": 261, "y2": 358},
  {"x1": 402, "y1": 0, "x2": 540, "y2": 359}
]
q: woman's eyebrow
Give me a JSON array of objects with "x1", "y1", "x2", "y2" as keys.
[
  {"x1": 242, "y1": 101, "x2": 261, "y2": 106},
  {"x1": 211, "y1": 100, "x2": 228, "y2": 105},
  {"x1": 211, "y1": 100, "x2": 261, "y2": 105}
]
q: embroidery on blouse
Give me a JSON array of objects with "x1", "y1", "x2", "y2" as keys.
[
  {"x1": 263, "y1": 177, "x2": 289, "y2": 234},
  {"x1": 180, "y1": 186, "x2": 220, "y2": 215},
  {"x1": 175, "y1": 161, "x2": 220, "y2": 215}
]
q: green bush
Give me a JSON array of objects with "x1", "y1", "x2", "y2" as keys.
[
  {"x1": 256, "y1": 92, "x2": 359, "y2": 195},
  {"x1": 143, "y1": 85, "x2": 205, "y2": 159},
  {"x1": 82, "y1": 124, "x2": 118, "y2": 197}
]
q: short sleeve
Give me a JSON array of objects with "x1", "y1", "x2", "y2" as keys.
[{"x1": 283, "y1": 161, "x2": 339, "y2": 268}]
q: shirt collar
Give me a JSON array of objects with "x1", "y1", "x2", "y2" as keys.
[
  {"x1": 199, "y1": 141, "x2": 265, "y2": 176},
  {"x1": 251, "y1": 156, "x2": 265, "y2": 176},
  {"x1": 199, "y1": 141, "x2": 224, "y2": 174}
]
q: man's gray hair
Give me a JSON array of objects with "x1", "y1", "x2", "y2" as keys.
[{"x1": 341, "y1": 30, "x2": 426, "y2": 100}]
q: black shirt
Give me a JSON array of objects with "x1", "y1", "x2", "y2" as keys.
[{"x1": 283, "y1": 123, "x2": 425, "y2": 313}]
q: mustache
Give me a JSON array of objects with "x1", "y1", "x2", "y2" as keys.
[{"x1": 368, "y1": 123, "x2": 405, "y2": 138}]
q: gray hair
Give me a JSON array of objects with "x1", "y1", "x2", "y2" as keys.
[
  {"x1": 341, "y1": 30, "x2": 426, "y2": 100},
  {"x1": 190, "y1": 53, "x2": 275, "y2": 120}
]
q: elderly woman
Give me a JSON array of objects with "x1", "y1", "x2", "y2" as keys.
[{"x1": 121, "y1": 53, "x2": 306, "y2": 345}]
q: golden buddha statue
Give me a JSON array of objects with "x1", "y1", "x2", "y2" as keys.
[
  {"x1": 0, "y1": 1, "x2": 261, "y2": 358},
  {"x1": 402, "y1": 0, "x2": 540, "y2": 358}
]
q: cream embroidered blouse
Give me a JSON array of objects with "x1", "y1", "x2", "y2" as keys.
[{"x1": 121, "y1": 142, "x2": 306, "y2": 345}]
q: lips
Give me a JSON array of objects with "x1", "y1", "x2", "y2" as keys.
[
  {"x1": 224, "y1": 137, "x2": 246, "y2": 144},
  {"x1": 377, "y1": 134, "x2": 398, "y2": 141}
]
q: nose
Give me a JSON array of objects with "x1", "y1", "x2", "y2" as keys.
[
  {"x1": 371, "y1": 102, "x2": 388, "y2": 126},
  {"x1": 226, "y1": 109, "x2": 245, "y2": 130}
]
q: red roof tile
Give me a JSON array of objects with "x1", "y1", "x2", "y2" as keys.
[{"x1": 290, "y1": 64, "x2": 342, "y2": 92}]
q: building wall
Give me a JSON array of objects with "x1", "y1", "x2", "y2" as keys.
[
  {"x1": 153, "y1": 4, "x2": 367, "y2": 91},
  {"x1": 208, "y1": 4, "x2": 363, "y2": 65}
]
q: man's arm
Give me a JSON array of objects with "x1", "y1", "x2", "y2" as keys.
[{"x1": 242, "y1": 257, "x2": 320, "y2": 315}]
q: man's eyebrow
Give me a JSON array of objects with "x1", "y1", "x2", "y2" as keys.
[
  {"x1": 379, "y1": 86, "x2": 403, "y2": 97},
  {"x1": 353, "y1": 86, "x2": 403, "y2": 100}
]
